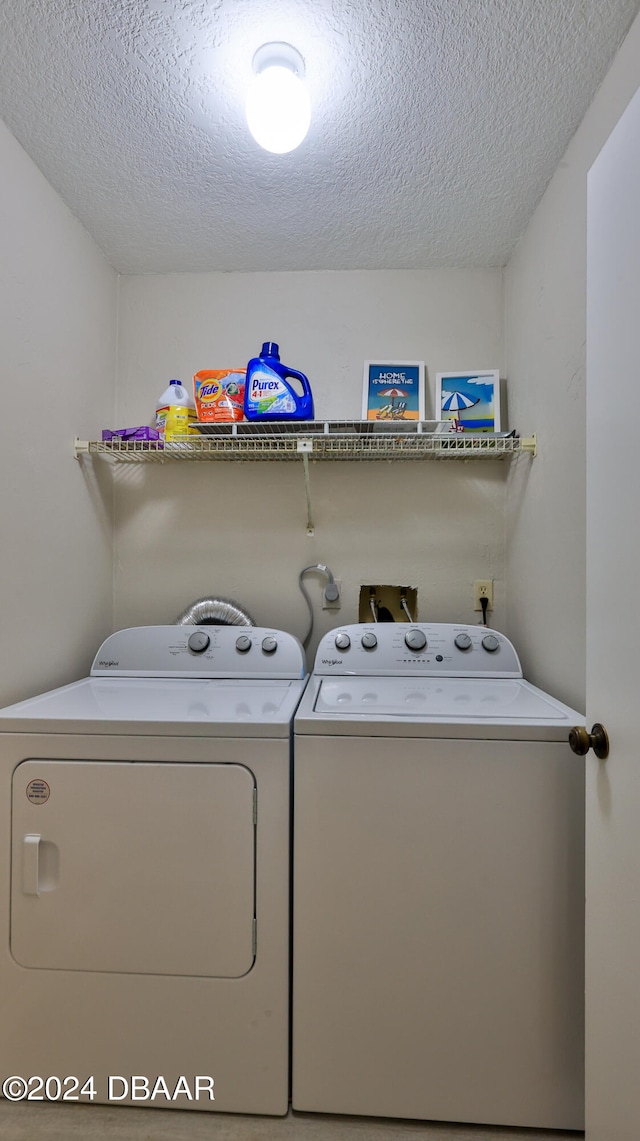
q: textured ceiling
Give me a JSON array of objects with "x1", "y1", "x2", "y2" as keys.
[{"x1": 0, "y1": 0, "x2": 638, "y2": 274}]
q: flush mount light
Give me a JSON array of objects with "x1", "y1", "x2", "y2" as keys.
[{"x1": 245, "y1": 42, "x2": 311, "y2": 154}]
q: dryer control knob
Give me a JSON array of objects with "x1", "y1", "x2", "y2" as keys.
[
  {"x1": 335, "y1": 633, "x2": 351, "y2": 651},
  {"x1": 235, "y1": 635, "x2": 252, "y2": 653},
  {"x1": 454, "y1": 633, "x2": 472, "y2": 651},
  {"x1": 262, "y1": 636, "x2": 278, "y2": 654},
  {"x1": 361, "y1": 632, "x2": 378, "y2": 650},
  {"x1": 187, "y1": 630, "x2": 210, "y2": 654},
  {"x1": 482, "y1": 634, "x2": 500, "y2": 653},
  {"x1": 405, "y1": 629, "x2": 427, "y2": 651}
]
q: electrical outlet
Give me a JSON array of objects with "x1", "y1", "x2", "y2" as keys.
[
  {"x1": 473, "y1": 579, "x2": 493, "y2": 611},
  {"x1": 322, "y1": 579, "x2": 342, "y2": 610}
]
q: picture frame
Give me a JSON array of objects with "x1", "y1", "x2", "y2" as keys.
[
  {"x1": 362, "y1": 361, "x2": 425, "y2": 422},
  {"x1": 435, "y1": 370, "x2": 501, "y2": 433}
]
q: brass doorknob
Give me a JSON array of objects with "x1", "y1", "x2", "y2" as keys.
[{"x1": 568, "y1": 723, "x2": 609, "y2": 760}]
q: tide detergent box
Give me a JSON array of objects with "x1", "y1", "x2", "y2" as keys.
[{"x1": 194, "y1": 370, "x2": 246, "y2": 423}]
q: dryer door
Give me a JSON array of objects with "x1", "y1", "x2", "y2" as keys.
[{"x1": 11, "y1": 760, "x2": 256, "y2": 977}]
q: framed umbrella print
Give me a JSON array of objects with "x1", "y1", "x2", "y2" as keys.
[
  {"x1": 362, "y1": 361, "x2": 425, "y2": 421},
  {"x1": 435, "y1": 370, "x2": 501, "y2": 433}
]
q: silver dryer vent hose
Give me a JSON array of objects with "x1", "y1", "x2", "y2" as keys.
[{"x1": 174, "y1": 597, "x2": 256, "y2": 627}]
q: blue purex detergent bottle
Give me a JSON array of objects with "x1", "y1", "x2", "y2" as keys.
[{"x1": 244, "y1": 342, "x2": 314, "y2": 421}]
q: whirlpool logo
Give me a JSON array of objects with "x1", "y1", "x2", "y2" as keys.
[
  {"x1": 321, "y1": 658, "x2": 343, "y2": 666},
  {"x1": 98, "y1": 660, "x2": 119, "y2": 668}
]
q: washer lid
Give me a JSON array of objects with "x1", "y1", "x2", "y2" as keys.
[
  {"x1": 312, "y1": 676, "x2": 579, "y2": 724},
  {"x1": 0, "y1": 677, "x2": 308, "y2": 737}
]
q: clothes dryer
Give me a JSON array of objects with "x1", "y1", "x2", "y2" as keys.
[
  {"x1": 0, "y1": 625, "x2": 307, "y2": 1114},
  {"x1": 292, "y1": 623, "x2": 585, "y2": 1130}
]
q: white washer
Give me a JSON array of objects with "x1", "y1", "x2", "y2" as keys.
[
  {"x1": 0, "y1": 624, "x2": 307, "y2": 1115},
  {"x1": 292, "y1": 623, "x2": 585, "y2": 1131}
]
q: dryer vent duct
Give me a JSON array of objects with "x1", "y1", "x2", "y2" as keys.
[{"x1": 174, "y1": 597, "x2": 256, "y2": 627}]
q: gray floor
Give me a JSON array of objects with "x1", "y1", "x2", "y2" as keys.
[{"x1": 0, "y1": 1104, "x2": 583, "y2": 1140}]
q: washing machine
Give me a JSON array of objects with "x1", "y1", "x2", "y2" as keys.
[
  {"x1": 0, "y1": 624, "x2": 307, "y2": 1114},
  {"x1": 292, "y1": 622, "x2": 585, "y2": 1131}
]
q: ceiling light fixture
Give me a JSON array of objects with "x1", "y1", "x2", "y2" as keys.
[{"x1": 246, "y1": 42, "x2": 311, "y2": 154}]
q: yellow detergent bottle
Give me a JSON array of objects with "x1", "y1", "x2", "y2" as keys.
[{"x1": 155, "y1": 380, "x2": 197, "y2": 441}]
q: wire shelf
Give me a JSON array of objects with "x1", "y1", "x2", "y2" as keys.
[{"x1": 75, "y1": 421, "x2": 535, "y2": 463}]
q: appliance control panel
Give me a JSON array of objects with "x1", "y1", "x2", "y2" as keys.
[
  {"x1": 313, "y1": 623, "x2": 522, "y2": 678},
  {"x1": 91, "y1": 626, "x2": 307, "y2": 679}
]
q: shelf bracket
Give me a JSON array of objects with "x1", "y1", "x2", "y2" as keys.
[
  {"x1": 297, "y1": 438, "x2": 315, "y2": 534},
  {"x1": 520, "y1": 435, "x2": 537, "y2": 456}
]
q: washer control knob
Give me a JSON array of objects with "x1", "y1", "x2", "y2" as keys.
[
  {"x1": 361, "y1": 632, "x2": 378, "y2": 650},
  {"x1": 482, "y1": 634, "x2": 500, "y2": 653},
  {"x1": 235, "y1": 634, "x2": 252, "y2": 653},
  {"x1": 262, "y1": 636, "x2": 278, "y2": 655},
  {"x1": 454, "y1": 633, "x2": 472, "y2": 651},
  {"x1": 187, "y1": 630, "x2": 210, "y2": 654},
  {"x1": 404, "y1": 629, "x2": 427, "y2": 651},
  {"x1": 335, "y1": 633, "x2": 351, "y2": 651}
]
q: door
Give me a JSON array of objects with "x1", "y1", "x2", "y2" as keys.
[
  {"x1": 586, "y1": 82, "x2": 640, "y2": 1140},
  {"x1": 11, "y1": 760, "x2": 256, "y2": 977}
]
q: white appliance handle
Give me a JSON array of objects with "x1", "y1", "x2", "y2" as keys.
[{"x1": 23, "y1": 834, "x2": 41, "y2": 896}]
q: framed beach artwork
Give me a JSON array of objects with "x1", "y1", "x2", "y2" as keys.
[
  {"x1": 362, "y1": 361, "x2": 425, "y2": 422},
  {"x1": 435, "y1": 370, "x2": 501, "y2": 433}
]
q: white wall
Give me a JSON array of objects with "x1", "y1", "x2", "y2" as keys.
[
  {"x1": 0, "y1": 119, "x2": 117, "y2": 705},
  {"x1": 114, "y1": 270, "x2": 505, "y2": 657},
  {"x1": 504, "y1": 13, "x2": 640, "y2": 711}
]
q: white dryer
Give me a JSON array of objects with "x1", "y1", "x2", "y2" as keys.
[
  {"x1": 0, "y1": 624, "x2": 307, "y2": 1115},
  {"x1": 292, "y1": 623, "x2": 585, "y2": 1131}
]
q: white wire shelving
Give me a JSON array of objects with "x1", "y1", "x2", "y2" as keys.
[
  {"x1": 74, "y1": 421, "x2": 536, "y2": 463},
  {"x1": 75, "y1": 421, "x2": 535, "y2": 534}
]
